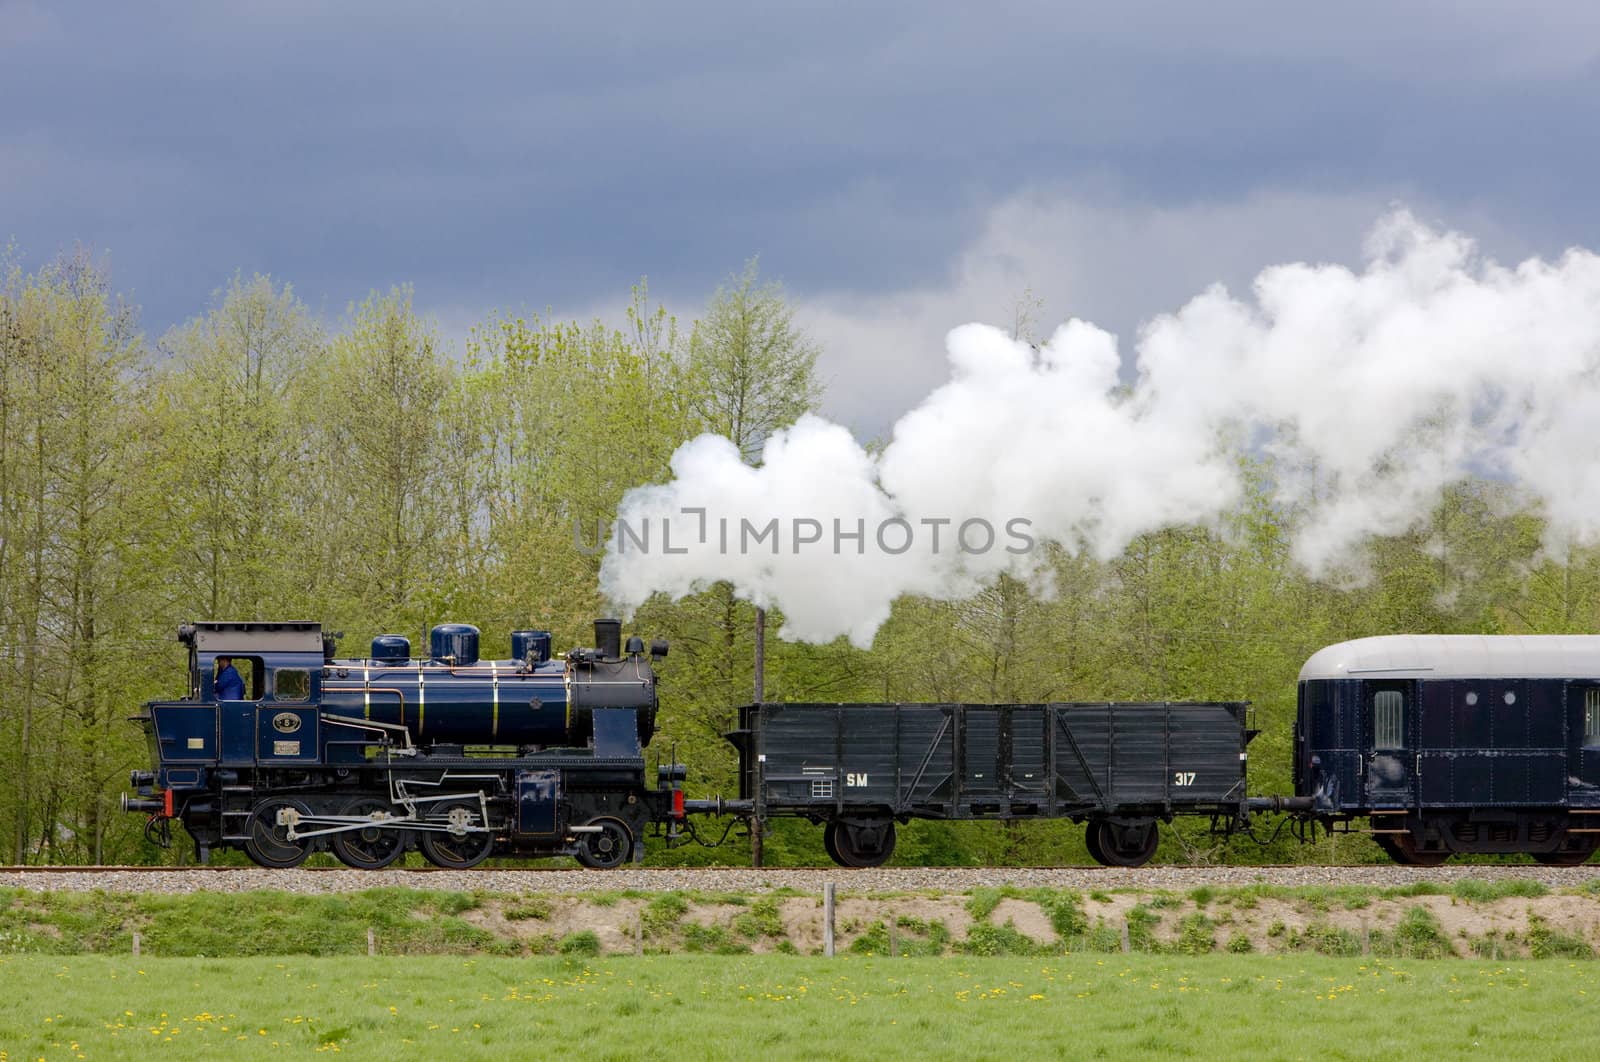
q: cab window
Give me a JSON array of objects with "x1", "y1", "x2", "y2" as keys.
[
  {"x1": 274, "y1": 668, "x2": 311, "y2": 703},
  {"x1": 213, "y1": 656, "x2": 265, "y2": 700}
]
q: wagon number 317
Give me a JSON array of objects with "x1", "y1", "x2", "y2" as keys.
[{"x1": 1173, "y1": 772, "x2": 1196, "y2": 786}]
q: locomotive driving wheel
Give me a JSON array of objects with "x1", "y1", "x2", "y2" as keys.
[
  {"x1": 1089, "y1": 820, "x2": 1159, "y2": 868},
  {"x1": 573, "y1": 818, "x2": 633, "y2": 870},
  {"x1": 331, "y1": 797, "x2": 407, "y2": 870},
  {"x1": 418, "y1": 798, "x2": 495, "y2": 869},
  {"x1": 244, "y1": 798, "x2": 313, "y2": 868},
  {"x1": 825, "y1": 819, "x2": 897, "y2": 868}
]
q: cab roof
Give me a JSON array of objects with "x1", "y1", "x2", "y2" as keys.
[
  {"x1": 1299, "y1": 634, "x2": 1600, "y2": 682},
  {"x1": 189, "y1": 621, "x2": 323, "y2": 655}
]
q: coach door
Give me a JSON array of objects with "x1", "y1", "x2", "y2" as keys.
[
  {"x1": 1571, "y1": 683, "x2": 1600, "y2": 790},
  {"x1": 1365, "y1": 680, "x2": 1416, "y2": 808}
]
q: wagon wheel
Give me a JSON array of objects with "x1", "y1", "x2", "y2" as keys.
[
  {"x1": 244, "y1": 798, "x2": 313, "y2": 868},
  {"x1": 573, "y1": 818, "x2": 633, "y2": 870},
  {"x1": 1386, "y1": 831, "x2": 1448, "y2": 867},
  {"x1": 331, "y1": 797, "x2": 407, "y2": 870},
  {"x1": 1084, "y1": 821, "x2": 1108, "y2": 866},
  {"x1": 1531, "y1": 835, "x2": 1598, "y2": 866},
  {"x1": 829, "y1": 820, "x2": 896, "y2": 868},
  {"x1": 1091, "y1": 820, "x2": 1159, "y2": 868},
  {"x1": 418, "y1": 798, "x2": 496, "y2": 869},
  {"x1": 822, "y1": 821, "x2": 843, "y2": 866}
]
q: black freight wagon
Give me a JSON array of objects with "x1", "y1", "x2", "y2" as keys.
[{"x1": 726, "y1": 701, "x2": 1256, "y2": 867}]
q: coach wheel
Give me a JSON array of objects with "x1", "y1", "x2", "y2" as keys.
[
  {"x1": 1091, "y1": 820, "x2": 1159, "y2": 868},
  {"x1": 1532, "y1": 836, "x2": 1598, "y2": 866},
  {"x1": 574, "y1": 818, "x2": 632, "y2": 870},
  {"x1": 1386, "y1": 832, "x2": 1448, "y2": 867},
  {"x1": 244, "y1": 798, "x2": 313, "y2": 868},
  {"x1": 419, "y1": 798, "x2": 495, "y2": 869},
  {"x1": 331, "y1": 797, "x2": 407, "y2": 870},
  {"x1": 828, "y1": 820, "x2": 896, "y2": 868}
]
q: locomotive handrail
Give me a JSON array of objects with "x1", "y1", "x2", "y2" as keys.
[{"x1": 322, "y1": 713, "x2": 414, "y2": 750}]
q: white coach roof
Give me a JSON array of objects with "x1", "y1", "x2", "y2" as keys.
[{"x1": 1299, "y1": 635, "x2": 1600, "y2": 682}]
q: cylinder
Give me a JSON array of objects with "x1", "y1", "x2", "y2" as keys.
[
  {"x1": 371, "y1": 634, "x2": 411, "y2": 664},
  {"x1": 429, "y1": 623, "x2": 480, "y2": 666},
  {"x1": 594, "y1": 618, "x2": 622, "y2": 661},
  {"x1": 511, "y1": 629, "x2": 553, "y2": 665}
]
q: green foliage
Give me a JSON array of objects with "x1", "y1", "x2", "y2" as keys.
[
  {"x1": 1174, "y1": 913, "x2": 1216, "y2": 955},
  {"x1": 1285, "y1": 922, "x2": 1363, "y2": 958},
  {"x1": 1527, "y1": 912, "x2": 1593, "y2": 959},
  {"x1": 1226, "y1": 931, "x2": 1254, "y2": 953},
  {"x1": 733, "y1": 898, "x2": 785, "y2": 940},
  {"x1": 1371, "y1": 907, "x2": 1453, "y2": 959},
  {"x1": 848, "y1": 920, "x2": 892, "y2": 955},
  {"x1": 1040, "y1": 891, "x2": 1088, "y2": 938},
  {"x1": 504, "y1": 898, "x2": 553, "y2": 921},
  {"x1": 641, "y1": 893, "x2": 689, "y2": 939},
  {"x1": 558, "y1": 931, "x2": 601, "y2": 957},
  {"x1": 966, "y1": 889, "x2": 1003, "y2": 921},
  {"x1": 1452, "y1": 879, "x2": 1548, "y2": 903},
  {"x1": 681, "y1": 923, "x2": 750, "y2": 955},
  {"x1": 960, "y1": 921, "x2": 1039, "y2": 957},
  {"x1": 1126, "y1": 905, "x2": 1162, "y2": 952}
]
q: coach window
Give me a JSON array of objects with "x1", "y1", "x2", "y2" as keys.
[
  {"x1": 1586, "y1": 689, "x2": 1600, "y2": 746},
  {"x1": 275, "y1": 668, "x2": 311, "y2": 703},
  {"x1": 1374, "y1": 690, "x2": 1404, "y2": 750}
]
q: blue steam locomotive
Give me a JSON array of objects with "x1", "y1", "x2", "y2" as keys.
[{"x1": 123, "y1": 619, "x2": 679, "y2": 868}]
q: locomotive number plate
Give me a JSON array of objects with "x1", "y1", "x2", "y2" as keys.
[{"x1": 273, "y1": 740, "x2": 301, "y2": 756}]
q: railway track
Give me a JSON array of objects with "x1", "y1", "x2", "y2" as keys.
[{"x1": 2, "y1": 861, "x2": 1597, "y2": 894}]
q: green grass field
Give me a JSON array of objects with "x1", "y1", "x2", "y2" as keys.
[{"x1": 2, "y1": 953, "x2": 1595, "y2": 1060}]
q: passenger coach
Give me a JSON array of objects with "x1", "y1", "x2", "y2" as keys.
[{"x1": 1296, "y1": 635, "x2": 1600, "y2": 864}]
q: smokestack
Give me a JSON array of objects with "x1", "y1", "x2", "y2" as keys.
[{"x1": 594, "y1": 618, "x2": 622, "y2": 661}]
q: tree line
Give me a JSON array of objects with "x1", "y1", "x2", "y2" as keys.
[{"x1": 2, "y1": 248, "x2": 1598, "y2": 866}]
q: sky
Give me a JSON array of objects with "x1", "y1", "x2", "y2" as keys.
[{"x1": 5, "y1": 2, "x2": 1600, "y2": 434}]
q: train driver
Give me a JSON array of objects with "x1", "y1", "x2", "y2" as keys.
[{"x1": 215, "y1": 656, "x2": 246, "y2": 701}]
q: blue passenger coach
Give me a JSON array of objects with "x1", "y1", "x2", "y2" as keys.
[{"x1": 1296, "y1": 635, "x2": 1600, "y2": 864}]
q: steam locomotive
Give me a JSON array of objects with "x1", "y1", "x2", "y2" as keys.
[
  {"x1": 124, "y1": 622, "x2": 1600, "y2": 868},
  {"x1": 124, "y1": 619, "x2": 677, "y2": 869}
]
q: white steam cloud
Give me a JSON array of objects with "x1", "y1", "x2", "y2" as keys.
[{"x1": 599, "y1": 211, "x2": 1600, "y2": 647}]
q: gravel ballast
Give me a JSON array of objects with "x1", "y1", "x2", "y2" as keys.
[{"x1": 3, "y1": 863, "x2": 1598, "y2": 894}]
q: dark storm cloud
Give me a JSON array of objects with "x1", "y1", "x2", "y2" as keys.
[{"x1": 3, "y1": 1, "x2": 1599, "y2": 349}]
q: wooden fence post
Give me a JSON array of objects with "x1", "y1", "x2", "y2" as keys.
[
  {"x1": 1120, "y1": 919, "x2": 1130, "y2": 953},
  {"x1": 132, "y1": 931, "x2": 141, "y2": 958},
  {"x1": 824, "y1": 883, "x2": 836, "y2": 958},
  {"x1": 367, "y1": 928, "x2": 376, "y2": 957}
]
